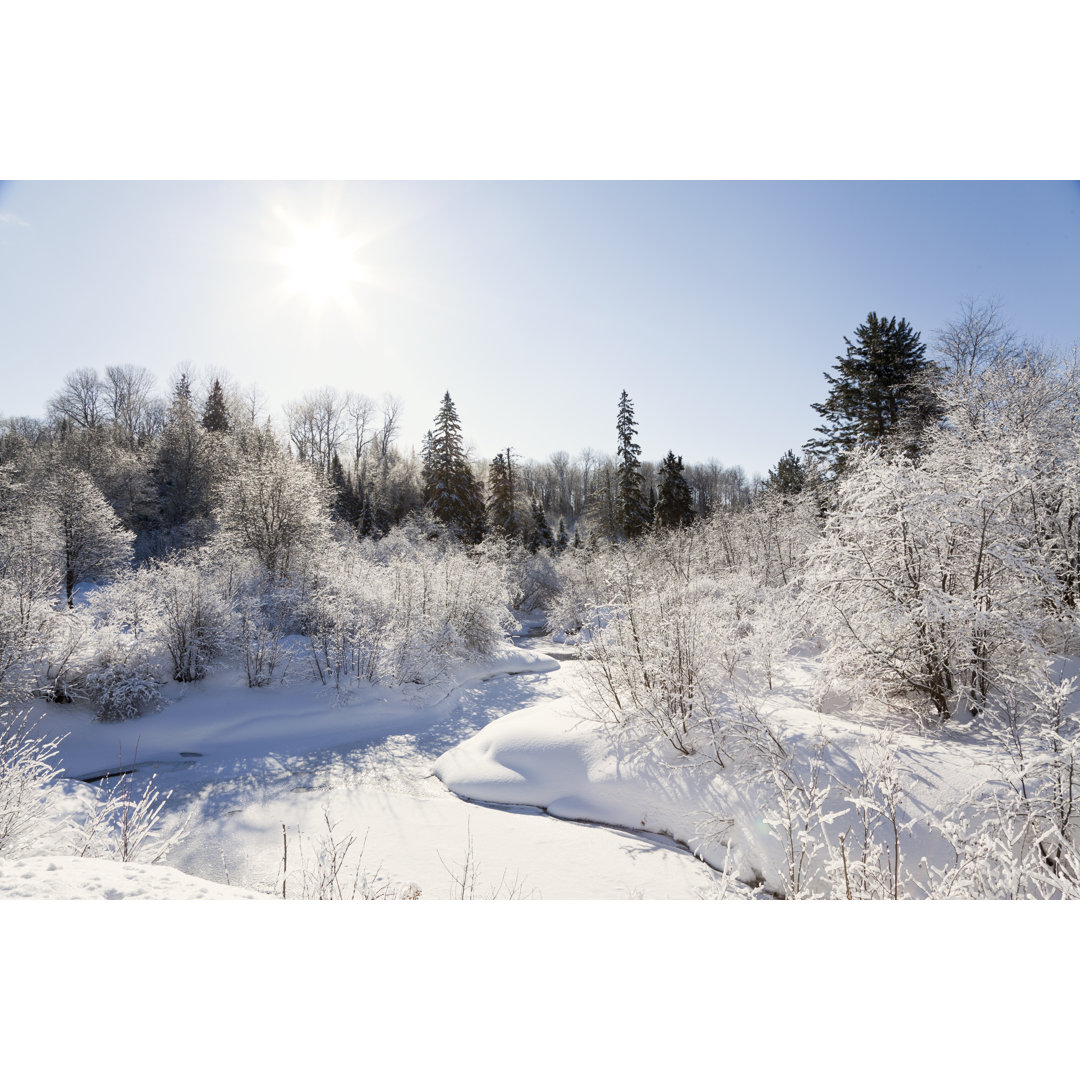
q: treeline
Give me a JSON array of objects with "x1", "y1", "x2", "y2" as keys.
[{"x1": 0, "y1": 365, "x2": 754, "y2": 566}]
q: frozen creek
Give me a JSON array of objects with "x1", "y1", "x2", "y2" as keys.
[{"x1": 149, "y1": 633, "x2": 727, "y2": 900}]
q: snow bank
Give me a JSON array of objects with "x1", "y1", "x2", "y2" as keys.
[
  {"x1": 435, "y1": 655, "x2": 1001, "y2": 894},
  {"x1": 28, "y1": 642, "x2": 557, "y2": 782},
  {"x1": 0, "y1": 855, "x2": 267, "y2": 900}
]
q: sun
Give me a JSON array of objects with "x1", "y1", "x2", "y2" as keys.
[{"x1": 274, "y1": 209, "x2": 369, "y2": 314}]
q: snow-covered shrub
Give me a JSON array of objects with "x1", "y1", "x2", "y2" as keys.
[
  {"x1": 476, "y1": 537, "x2": 561, "y2": 614},
  {"x1": 301, "y1": 534, "x2": 512, "y2": 691},
  {"x1": 37, "y1": 608, "x2": 91, "y2": 704},
  {"x1": 83, "y1": 655, "x2": 162, "y2": 721},
  {"x1": 73, "y1": 577, "x2": 166, "y2": 719},
  {"x1": 569, "y1": 535, "x2": 755, "y2": 759},
  {"x1": 696, "y1": 487, "x2": 821, "y2": 587},
  {"x1": 546, "y1": 541, "x2": 615, "y2": 641},
  {"x1": 69, "y1": 768, "x2": 181, "y2": 863},
  {"x1": 0, "y1": 706, "x2": 63, "y2": 856},
  {"x1": 236, "y1": 594, "x2": 292, "y2": 688},
  {"x1": 807, "y1": 444, "x2": 1060, "y2": 721},
  {"x1": 923, "y1": 658, "x2": 1080, "y2": 898},
  {"x1": 304, "y1": 544, "x2": 390, "y2": 688},
  {"x1": 377, "y1": 544, "x2": 512, "y2": 685},
  {"x1": 151, "y1": 552, "x2": 232, "y2": 682}
]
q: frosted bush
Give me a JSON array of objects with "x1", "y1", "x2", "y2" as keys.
[
  {"x1": 83, "y1": 655, "x2": 162, "y2": 721},
  {"x1": 151, "y1": 552, "x2": 232, "y2": 682},
  {"x1": 302, "y1": 535, "x2": 512, "y2": 691},
  {"x1": 0, "y1": 706, "x2": 63, "y2": 856}
]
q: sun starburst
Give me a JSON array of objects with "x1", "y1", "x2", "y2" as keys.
[{"x1": 274, "y1": 209, "x2": 369, "y2": 315}]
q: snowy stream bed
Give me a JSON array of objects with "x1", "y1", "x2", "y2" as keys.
[{"x1": 13, "y1": 633, "x2": 729, "y2": 899}]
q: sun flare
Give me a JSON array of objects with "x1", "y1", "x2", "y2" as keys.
[{"x1": 274, "y1": 210, "x2": 368, "y2": 314}]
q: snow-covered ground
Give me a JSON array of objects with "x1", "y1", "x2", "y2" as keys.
[
  {"x1": 7, "y1": 631, "x2": 730, "y2": 899},
  {"x1": 434, "y1": 645, "x2": 1007, "y2": 896},
  {"x1": 3, "y1": 626, "x2": 1067, "y2": 900}
]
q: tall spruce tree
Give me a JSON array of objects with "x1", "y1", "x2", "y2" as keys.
[
  {"x1": 555, "y1": 518, "x2": 569, "y2": 553},
  {"x1": 202, "y1": 378, "x2": 230, "y2": 433},
  {"x1": 615, "y1": 390, "x2": 649, "y2": 539},
  {"x1": 329, "y1": 451, "x2": 363, "y2": 526},
  {"x1": 421, "y1": 392, "x2": 485, "y2": 542},
  {"x1": 486, "y1": 449, "x2": 520, "y2": 539},
  {"x1": 655, "y1": 451, "x2": 694, "y2": 529},
  {"x1": 527, "y1": 498, "x2": 555, "y2": 552},
  {"x1": 153, "y1": 374, "x2": 212, "y2": 530},
  {"x1": 803, "y1": 312, "x2": 938, "y2": 474}
]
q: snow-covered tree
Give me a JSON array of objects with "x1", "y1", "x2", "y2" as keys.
[
  {"x1": 152, "y1": 375, "x2": 214, "y2": 535},
  {"x1": 804, "y1": 312, "x2": 939, "y2": 474},
  {"x1": 763, "y1": 449, "x2": 807, "y2": 498},
  {"x1": 43, "y1": 466, "x2": 135, "y2": 606},
  {"x1": 615, "y1": 390, "x2": 649, "y2": 538},
  {"x1": 654, "y1": 451, "x2": 694, "y2": 529},
  {"x1": 486, "y1": 450, "x2": 521, "y2": 539},
  {"x1": 421, "y1": 393, "x2": 484, "y2": 543},
  {"x1": 201, "y1": 377, "x2": 231, "y2": 433},
  {"x1": 216, "y1": 440, "x2": 331, "y2": 580},
  {"x1": 527, "y1": 499, "x2": 555, "y2": 553}
]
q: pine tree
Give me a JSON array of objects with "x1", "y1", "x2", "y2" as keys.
[
  {"x1": 358, "y1": 498, "x2": 377, "y2": 538},
  {"x1": 804, "y1": 312, "x2": 938, "y2": 473},
  {"x1": 421, "y1": 392, "x2": 485, "y2": 543},
  {"x1": 527, "y1": 499, "x2": 555, "y2": 552},
  {"x1": 329, "y1": 452, "x2": 363, "y2": 526},
  {"x1": 201, "y1": 379, "x2": 231, "y2": 433},
  {"x1": 153, "y1": 375, "x2": 212, "y2": 531},
  {"x1": 615, "y1": 390, "x2": 649, "y2": 539},
  {"x1": 555, "y1": 518, "x2": 569, "y2": 553},
  {"x1": 764, "y1": 449, "x2": 807, "y2": 497},
  {"x1": 486, "y1": 449, "x2": 520, "y2": 539},
  {"x1": 654, "y1": 451, "x2": 694, "y2": 529}
]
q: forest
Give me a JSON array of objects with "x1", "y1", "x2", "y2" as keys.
[{"x1": 3, "y1": 299, "x2": 1080, "y2": 898}]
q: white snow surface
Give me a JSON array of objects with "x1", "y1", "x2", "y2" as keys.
[
  {"x1": 0, "y1": 855, "x2": 267, "y2": 900},
  {"x1": 435, "y1": 647, "x2": 1003, "y2": 895},
  {"x1": 5, "y1": 628, "x2": 1017, "y2": 899},
  {"x1": 8, "y1": 635, "x2": 730, "y2": 899}
]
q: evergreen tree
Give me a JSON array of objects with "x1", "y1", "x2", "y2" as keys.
[
  {"x1": 152, "y1": 375, "x2": 212, "y2": 531},
  {"x1": 421, "y1": 392, "x2": 485, "y2": 543},
  {"x1": 486, "y1": 449, "x2": 521, "y2": 539},
  {"x1": 329, "y1": 451, "x2": 363, "y2": 526},
  {"x1": 358, "y1": 498, "x2": 377, "y2": 538},
  {"x1": 654, "y1": 451, "x2": 694, "y2": 529},
  {"x1": 803, "y1": 312, "x2": 938, "y2": 474},
  {"x1": 555, "y1": 518, "x2": 569, "y2": 553},
  {"x1": 764, "y1": 449, "x2": 807, "y2": 498},
  {"x1": 527, "y1": 499, "x2": 555, "y2": 552},
  {"x1": 201, "y1": 378, "x2": 231, "y2": 433},
  {"x1": 615, "y1": 390, "x2": 649, "y2": 539}
]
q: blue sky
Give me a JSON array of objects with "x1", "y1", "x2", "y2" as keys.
[{"x1": 2, "y1": 180, "x2": 1078, "y2": 479}]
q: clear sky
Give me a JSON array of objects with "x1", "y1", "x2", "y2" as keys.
[{"x1": 2, "y1": 180, "x2": 1078, "y2": 480}]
